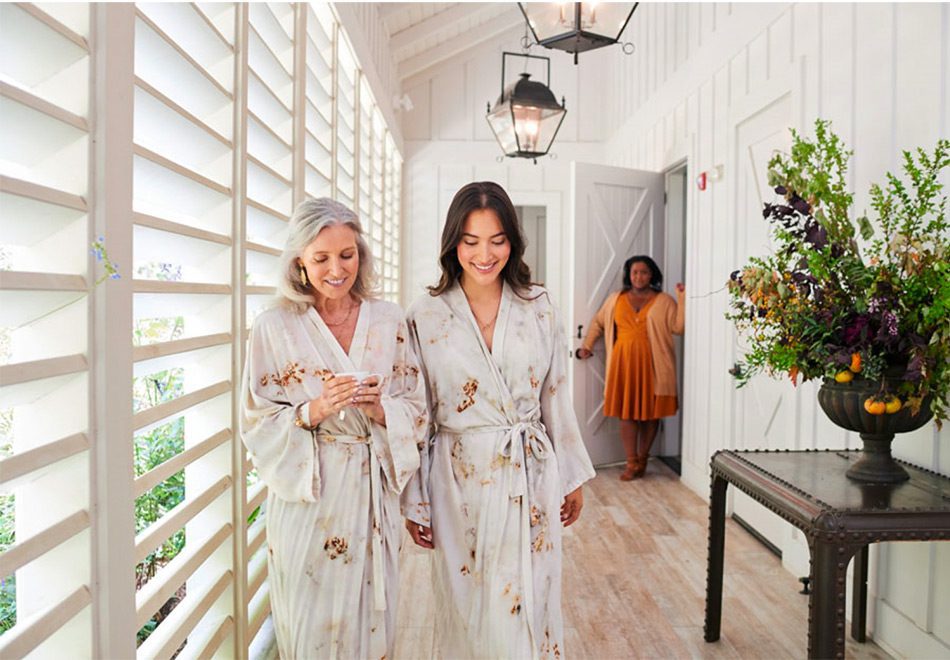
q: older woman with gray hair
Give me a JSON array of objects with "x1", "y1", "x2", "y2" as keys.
[{"x1": 240, "y1": 198, "x2": 428, "y2": 658}]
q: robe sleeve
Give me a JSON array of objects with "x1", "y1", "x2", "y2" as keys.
[
  {"x1": 373, "y1": 317, "x2": 427, "y2": 495},
  {"x1": 542, "y1": 304, "x2": 597, "y2": 497},
  {"x1": 399, "y1": 318, "x2": 434, "y2": 526},
  {"x1": 240, "y1": 319, "x2": 321, "y2": 503}
]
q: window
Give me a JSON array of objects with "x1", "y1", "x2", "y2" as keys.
[{"x1": 0, "y1": 3, "x2": 403, "y2": 656}]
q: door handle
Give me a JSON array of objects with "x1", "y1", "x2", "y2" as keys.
[{"x1": 576, "y1": 324, "x2": 583, "y2": 339}]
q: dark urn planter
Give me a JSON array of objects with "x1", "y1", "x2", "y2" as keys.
[{"x1": 818, "y1": 377, "x2": 933, "y2": 484}]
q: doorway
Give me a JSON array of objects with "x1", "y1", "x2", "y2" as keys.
[
  {"x1": 568, "y1": 161, "x2": 689, "y2": 470},
  {"x1": 515, "y1": 205, "x2": 546, "y2": 285},
  {"x1": 658, "y1": 163, "x2": 688, "y2": 475}
]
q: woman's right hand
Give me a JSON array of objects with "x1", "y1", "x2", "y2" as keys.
[
  {"x1": 405, "y1": 519, "x2": 434, "y2": 549},
  {"x1": 309, "y1": 376, "x2": 361, "y2": 425},
  {"x1": 575, "y1": 348, "x2": 593, "y2": 360}
]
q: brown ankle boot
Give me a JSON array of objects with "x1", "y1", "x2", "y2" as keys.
[
  {"x1": 632, "y1": 456, "x2": 648, "y2": 477},
  {"x1": 635, "y1": 423, "x2": 658, "y2": 477},
  {"x1": 620, "y1": 458, "x2": 641, "y2": 481}
]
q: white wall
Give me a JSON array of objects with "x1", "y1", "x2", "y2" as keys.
[
  {"x1": 397, "y1": 2, "x2": 950, "y2": 657},
  {"x1": 600, "y1": 3, "x2": 950, "y2": 657}
]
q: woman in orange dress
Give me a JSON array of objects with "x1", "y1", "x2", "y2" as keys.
[{"x1": 576, "y1": 256, "x2": 685, "y2": 479}]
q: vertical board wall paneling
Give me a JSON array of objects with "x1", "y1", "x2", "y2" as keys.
[{"x1": 592, "y1": 4, "x2": 949, "y2": 656}]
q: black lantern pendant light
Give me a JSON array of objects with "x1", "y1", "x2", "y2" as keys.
[
  {"x1": 519, "y1": 2, "x2": 638, "y2": 63},
  {"x1": 486, "y1": 52, "x2": 566, "y2": 162}
]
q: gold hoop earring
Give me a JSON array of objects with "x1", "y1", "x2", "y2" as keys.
[{"x1": 298, "y1": 264, "x2": 308, "y2": 286}]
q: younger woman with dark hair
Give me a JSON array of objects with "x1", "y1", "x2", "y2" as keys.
[
  {"x1": 402, "y1": 181, "x2": 595, "y2": 658},
  {"x1": 577, "y1": 255, "x2": 686, "y2": 480}
]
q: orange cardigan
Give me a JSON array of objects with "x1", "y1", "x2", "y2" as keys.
[{"x1": 580, "y1": 290, "x2": 685, "y2": 397}]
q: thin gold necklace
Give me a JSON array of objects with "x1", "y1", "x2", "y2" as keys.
[
  {"x1": 474, "y1": 309, "x2": 498, "y2": 331},
  {"x1": 321, "y1": 300, "x2": 357, "y2": 327}
]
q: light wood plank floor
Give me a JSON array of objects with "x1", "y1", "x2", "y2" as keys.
[{"x1": 394, "y1": 461, "x2": 890, "y2": 659}]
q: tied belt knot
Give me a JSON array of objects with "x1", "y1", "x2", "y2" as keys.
[
  {"x1": 497, "y1": 419, "x2": 551, "y2": 499},
  {"x1": 314, "y1": 432, "x2": 387, "y2": 614}
]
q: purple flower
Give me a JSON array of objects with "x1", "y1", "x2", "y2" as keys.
[{"x1": 882, "y1": 310, "x2": 898, "y2": 337}]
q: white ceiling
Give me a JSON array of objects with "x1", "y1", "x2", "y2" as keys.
[{"x1": 365, "y1": 2, "x2": 527, "y2": 81}]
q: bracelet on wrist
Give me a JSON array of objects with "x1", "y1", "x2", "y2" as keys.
[{"x1": 293, "y1": 402, "x2": 317, "y2": 431}]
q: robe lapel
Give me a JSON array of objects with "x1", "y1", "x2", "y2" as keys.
[
  {"x1": 305, "y1": 303, "x2": 361, "y2": 372},
  {"x1": 446, "y1": 284, "x2": 518, "y2": 421},
  {"x1": 347, "y1": 299, "x2": 371, "y2": 369}
]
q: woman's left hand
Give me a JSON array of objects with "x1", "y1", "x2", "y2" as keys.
[
  {"x1": 675, "y1": 282, "x2": 685, "y2": 295},
  {"x1": 560, "y1": 486, "x2": 584, "y2": 527},
  {"x1": 353, "y1": 375, "x2": 386, "y2": 426}
]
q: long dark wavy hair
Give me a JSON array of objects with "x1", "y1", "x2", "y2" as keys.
[
  {"x1": 428, "y1": 181, "x2": 536, "y2": 297},
  {"x1": 621, "y1": 255, "x2": 663, "y2": 292}
]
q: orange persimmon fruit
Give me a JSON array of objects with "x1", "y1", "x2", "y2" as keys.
[
  {"x1": 864, "y1": 397, "x2": 886, "y2": 415},
  {"x1": 835, "y1": 370, "x2": 854, "y2": 383},
  {"x1": 849, "y1": 353, "x2": 862, "y2": 373}
]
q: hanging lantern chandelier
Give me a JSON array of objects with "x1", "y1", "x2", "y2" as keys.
[
  {"x1": 518, "y1": 2, "x2": 639, "y2": 64},
  {"x1": 486, "y1": 52, "x2": 567, "y2": 163}
]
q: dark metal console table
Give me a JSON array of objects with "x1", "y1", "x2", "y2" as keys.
[{"x1": 703, "y1": 449, "x2": 950, "y2": 659}]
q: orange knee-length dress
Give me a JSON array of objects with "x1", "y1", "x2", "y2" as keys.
[{"x1": 603, "y1": 294, "x2": 678, "y2": 420}]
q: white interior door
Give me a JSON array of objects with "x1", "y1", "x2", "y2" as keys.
[{"x1": 571, "y1": 162, "x2": 664, "y2": 467}]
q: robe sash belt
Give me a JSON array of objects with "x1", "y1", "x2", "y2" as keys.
[
  {"x1": 314, "y1": 433, "x2": 387, "y2": 613},
  {"x1": 436, "y1": 418, "x2": 550, "y2": 658}
]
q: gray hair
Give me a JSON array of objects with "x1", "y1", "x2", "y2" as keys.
[{"x1": 276, "y1": 198, "x2": 378, "y2": 312}]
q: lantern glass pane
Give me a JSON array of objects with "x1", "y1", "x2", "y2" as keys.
[
  {"x1": 523, "y1": 2, "x2": 635, "y2": 41},
  {"x1": 535, "y1": 108, "x2": 566, "y2": 154},
  {"x1": 582, "y1": 3, "x2": 636, "y2": 39},
  {"x1": 487, "y1": 105, "x2": 518, "y2": 154},
  {"x1": 522, "y1": 3, "x2": 576, "y2": 41},
  {"x1": 512, "y1": 104, "x2": 562, "y2": 154}
]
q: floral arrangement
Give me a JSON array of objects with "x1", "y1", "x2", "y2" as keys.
[{"x1": 727, "y1": 119, "x2": 950, "y2": 425}]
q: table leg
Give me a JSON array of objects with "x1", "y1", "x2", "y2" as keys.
[
  {"x1": 704, "y1": 473, "x2": 728, "y2": 643},
  {"x1": 851, "y1": 545, "x2": 868, "y2": 643},
  {"x1": 808, "y1": 541, "x2": 850, "y2": 660}
]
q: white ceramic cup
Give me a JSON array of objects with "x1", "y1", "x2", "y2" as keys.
[
  {"x1": 335, "y1": 371, "x2": 375, "y2": 383},
  {"x1": 334, "y1": 372, "x2": 379, "y2": 419}
]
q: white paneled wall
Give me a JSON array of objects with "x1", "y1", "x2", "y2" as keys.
[
  {"x1": 600, "y1": 3, "x2": 949, "y2": 657},
  {"x1": 398, "y1": 3, "x2": 949, "y2": 656}
]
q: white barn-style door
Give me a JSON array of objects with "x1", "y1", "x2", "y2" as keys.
[{"x1": 570, "y1": 162, "x2": 665, "y2": 466}]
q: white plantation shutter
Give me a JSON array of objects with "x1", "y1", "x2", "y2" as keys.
[
  {"x1": 303, "y1": 3, "x2": 334, "y2": 201},
  {"x1": 0, "y1": 3, "x2": 94, "y2": 656},
  {"x1": 334, "y1": 35, "x2": 357, "y2": 208},
  {"x1": 383, "y1": 134, "x2": 402, "y2": 302},
  {"x1": 131, "y1": 3, "x2": 239, "y2": 657},
  {"x1": 0, "y1": 2, "x2": 403, "y2": 657}
]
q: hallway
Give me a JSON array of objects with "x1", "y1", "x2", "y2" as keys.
[{"x1": 395, "y1": 462, "x2": 890, "y2": 659}]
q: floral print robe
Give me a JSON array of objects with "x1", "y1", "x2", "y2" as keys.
[
  {"x1": 241, "y1": 299, "x2": 427, "y2": 659},
  {"x1": 403, "y1": 283, "x2": 596, "y2": 659}
]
